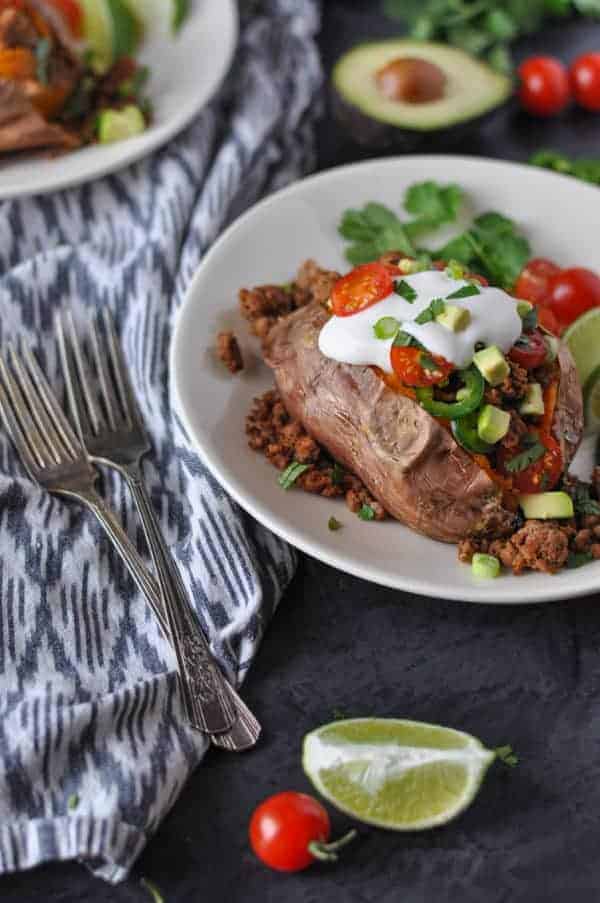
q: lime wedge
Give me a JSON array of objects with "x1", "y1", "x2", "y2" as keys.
[
  {"x1": 106, "y1": 0, "x2": 140, "y2": 58},
  {"x1": 302, "y1": 718, "x2": 495, "y2": 831},
  {"x1": 584, "y1": 364, "x2": 600, "y2": 434},
  {"x1": 563, "y1": 307, "x2": 600, "y2": 390},
  {"x1": 80, "y1": 0, "x2": 113, "y2": 74}
]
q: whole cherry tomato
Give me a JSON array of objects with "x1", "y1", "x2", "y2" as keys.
[
  {"x1": 390, "y1": 346, "x2": 454, "y2": 388},
  {"x1": 249, "y1": 792, "x2": 355, "y2": 873},
  {"x1": 509, "y1": 330, "x2": 548, "y2": 370},
  {"x1": 546, "y1": 267, "x2": 600, "y2": 328},
  {"x1": 570, "y1": 52, "x2": 600, "y2": 112},
  {"x1": 331, "y1": 263, "x2": 393, "y2": 317},
  {"x1": 45, "y1": 0, "x2": 83, "y2": 36},
  {"x1": 498, "y1": 433, "x2": 562, "y2": 493},
  {"x1": 518, "y1": 56, "x2": 570, "y2": 116},
  {"x1": 514, "y1": 258, "x2": 561, "y2": 306}
]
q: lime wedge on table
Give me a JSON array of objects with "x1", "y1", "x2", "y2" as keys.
[
  {"x1": 563, "y1": 307, "x2": 600, "y2": 391},
  {"x1": 303, "y1": 718, "x2": 495, "y2": 831}
]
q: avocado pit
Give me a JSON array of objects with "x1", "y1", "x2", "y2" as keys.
[{"x1": 375, "y1": 57, "x2": 446, "y2": 104}]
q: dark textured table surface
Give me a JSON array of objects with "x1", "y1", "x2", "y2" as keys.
[{"x1": 3, "y1": 4, "x2": 600, "y2": 901}]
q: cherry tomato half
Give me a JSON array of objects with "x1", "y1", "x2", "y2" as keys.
[
  {"x1": 509, "y1": 330, "x2": 548, "y2": 370},
  {"x1": 514, "y1": 258, "x2": 561, "y2": 306},
  {"x1": 570, "y1": 52, "x2": 600, "y2": 112},
  {"x1": 390, "y1": 346, "x2": 454, "y2": 388},
  {"x1": 518, "y1": 56, "x2": 570, "y2": 116},
  {"x1": 537, "y1": 306, "x2": 561, "y2": 336},
  {"x1": 249, "y1": 792, "x2": 330, "y2": 873},
  {"x1": 498, "y1": 433, "x2": 562, "y2": 493},
  {"x1": 546, "y1": 267, "x2": 600, "y2": 328},
  {"x1": 331, "y1": 263, "x2": 393, "y2": 317},
  {"x1": 45, "y1": 0, "x2": 83, "y2": 36}
]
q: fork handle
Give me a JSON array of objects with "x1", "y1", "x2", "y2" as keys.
[
  {"x1": 125, "y1": 473, "x2": 237, "y2": 735},
  {"x1": 77, "y1": 486, "x2": 236, "y2": 735}
]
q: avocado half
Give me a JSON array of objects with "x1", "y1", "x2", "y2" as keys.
[{"x1": 332, "y1": 40, "x2": 513, "y2": 149}]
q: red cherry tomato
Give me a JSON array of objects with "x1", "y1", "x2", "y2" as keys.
[
  {"x1": 45, "y1": 0, "x2": 83, "y2": 36},
  {"x1": 498, "y1": 433, "x2": 562, "y2": 493},
  {"x1": 514, "y1": 258, "x2": 561, "y2": 305},
  {"x1": 546, "y1": 267, "x2": 600, "y2": 327},
  {"x1": 331, "y1": 263, "x2": 393, "y2": 317},
  {"x1": 570, "y1": 52, "x2": 600, "y2": 112},
  {"x1": 518, "y1": 56, "x2": 570, "y2": 116},
  {"x1": 249, "y1": 792, "x2": 331, "y2": 873},
  {"x1": 509, "y1": 330, "x2": 548, "y2": 370},
  {"x1": 390, "y1": 346, "x2": 454, "y2": 388},
  {"x1": 537, "y1": 306, "x2": 562, "y2": 336}
]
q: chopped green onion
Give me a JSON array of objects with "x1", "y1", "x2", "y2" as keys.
[
  {"x1": 328, "y1": 516, "x2": 343, "y2": 531},
  {"x1": 374, "y1": 316, "x2": 400, "y2": 339},
  {"x1": 67, "y1": 793, "x2": 79, "y2": 811},
  {"x1": 445, "y1": 260, "x2": 466, "y2": 280},
  {"x1": 331, "y1": 462, "x2": 345, "y2": 485},
  {"x1": 567, "y1": 551, "x2": 594, "y2": 569},
  {"x1": 278, "y1": 462, "x2": 310, "y2": 489},
  {"x1": 446, "y1": 284, "x2": 480, "y2": 299},
  {"x1": 471, "y1": 553, "x2": 500, "y2": 579},
  {"x1": 393, "y1": 330, "x2": 417, "y2": 348},
  {"x1": 419, "y1": 353, "x2": 438, "y2": 371},
  {"x1": 394, "y1": 280, "x2": 417, "y2": 302},
  {"x1": 415, "y1": 298, "x2": 445, "y2": 324},
  {"x1": 494, "y1": 745, "x2": 519, "y2": 767}
]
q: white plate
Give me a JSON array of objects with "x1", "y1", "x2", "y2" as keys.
[
  {"x1": 172, "y1": 156, "x2": 600, "y2": 604},
  {"x1": 0, "y1": 0, "x2": 237, "y2": 200}
]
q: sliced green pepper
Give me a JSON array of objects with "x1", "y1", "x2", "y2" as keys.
[
  {"x1": 415, "y1": 366, "x2": 484, "y2": 419},
  {"x1": 452, "y1": 412, "x2": 493, "y2": 454}
]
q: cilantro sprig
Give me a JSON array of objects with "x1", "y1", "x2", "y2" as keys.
[
  {"x1": 382, "y1": 0, "x2": 600, "y2": 73},
  {"x1": 504, "y1": 442, "x2": 546, "y2": 473},
  {"x1": 530, "y1": 149, "x2": 600, "y2": 186},
  {"x1": 338, "y1": 182, "x2": 530, "y2": 291}
]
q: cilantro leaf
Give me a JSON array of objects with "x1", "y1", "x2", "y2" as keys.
[
  {"x1": 358, "y1": 504, "x2": 375, "y2": 521},
  {"x1": 403, "y1": 181, "x2": 463, "y2": 238},
  {"x1": 338, "y1": 203, "x2": 415, "y2": 264},
  {"x1": 530, "y1": 149, "x2": 600, "y2": 186},
  {"x1": 504, "y1": 442, "x2": 545, "y2": 473}
]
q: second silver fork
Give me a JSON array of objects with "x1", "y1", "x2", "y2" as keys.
[{"x1": 56, "y1": 310, "x2": 258, "y2": 748}]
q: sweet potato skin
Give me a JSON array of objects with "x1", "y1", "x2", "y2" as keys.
[{"x1": 263, "y1": 302, "x2": 583, "y2": 544}]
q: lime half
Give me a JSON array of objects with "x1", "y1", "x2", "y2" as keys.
[
  {"x1": 563, "y1": 307, "x2": 600, "y2": 390},
  {"x1": 584, "y1": 364, "x2": 600, "y2": 434},
  {"x1": 303, "y1": 718, "x2": 495, "y2": 831}
]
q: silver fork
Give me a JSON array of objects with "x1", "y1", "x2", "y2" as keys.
[
  {"x1": 56, "y1": 311, "x2": 260, "y2": 751},
  {"x1": 0, "y1": 344, "x2": 257, "y2": 748}
]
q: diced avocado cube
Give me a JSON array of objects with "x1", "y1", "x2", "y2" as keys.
[
  {"x1": 473, "y1": 345, "x2": 510, "y2": 386},
  {"x1": 519, "y1": 492, "x2": 574, "y2": 520},
  {"x1": 516, "y1": 299, "x2": 533, "y2": 318},
  {"x1": 519, "y1": 382, "x2": 545, "y2": 416},
  {"x1": 471, "y1": 552, "x2": 500, "y2": 579},
  {"x1": 435, "y1": 304, "x2": 471, "y2": 332},
  {"x1": 477, "y1": 404, "x2": 511, "y2": 444},
  {"x1": 97, "y1": 105, "x2": 146, "y2": 144}
]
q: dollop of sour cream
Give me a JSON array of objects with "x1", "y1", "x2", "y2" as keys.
[{"x1": 318, "y1": 270, "x2": 523, "y2": 372}]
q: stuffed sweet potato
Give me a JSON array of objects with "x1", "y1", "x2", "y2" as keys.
[{"x1": 262, "y1": 262, "x2": 584, "y2": 545}]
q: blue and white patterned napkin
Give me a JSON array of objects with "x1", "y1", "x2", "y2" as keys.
[{"x1": 0, "y1": 0, "x2": 321, "y2": 883}]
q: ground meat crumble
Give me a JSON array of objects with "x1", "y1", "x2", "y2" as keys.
[{"x1": 216, "y1": 331, "x2": 244, "y2": 374}]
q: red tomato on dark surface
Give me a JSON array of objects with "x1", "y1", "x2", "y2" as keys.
[
  {"x1": 509, "y1": 330, "x2": 548, "y2": 370},
  {"x1": 514, "y1": 258, "x2": 561, "y2": 306},
  {"x1": 249, "y1": 792, "x2": 330, "y2": 873},
  {"x1": 546, "y1": 267, "x2": 600, "y2": 327},
  {"x1": 390, "y1": 346, "x2": 454, "y2": 388},
  {"x1": 518, "y1": 57, "x2": 570, "y2": 116},
  {"x1": 570, "y1": 52, "x2": 600, "y2": 111},
  {"x1": 331, "y1": 263, "x2": 393, "y2": 317},
  {"x1": 497, "y1": 433, "x2": 562, "y2": 493},
  {"x1": 45, "y1": 0, "x2": 83, "y2": 36}
]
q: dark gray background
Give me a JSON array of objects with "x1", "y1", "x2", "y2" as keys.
[{"x1": 3, "y1": 3, "x2": 600, "y2": 901}]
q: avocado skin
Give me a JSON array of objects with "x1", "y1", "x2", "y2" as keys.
[{"x1": 331, "y1": 86, "x2": 514, "y2": 151}]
